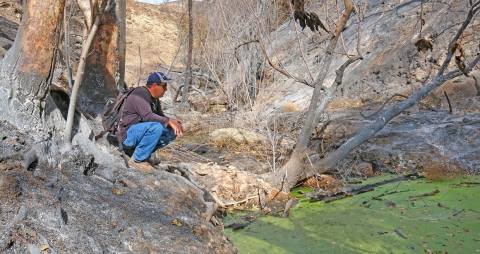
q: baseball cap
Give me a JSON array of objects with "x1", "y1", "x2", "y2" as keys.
[{"x1": 147, "y1": 72, "x2": 173, "y2": 84}]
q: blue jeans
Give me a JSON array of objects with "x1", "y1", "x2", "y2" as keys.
[{"x1": 122, "y1": 122, "x2": 176, "y2": 162}]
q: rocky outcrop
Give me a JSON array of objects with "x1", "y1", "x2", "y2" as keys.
[
  {"x1": 257, "y1": 0, "x2": 480, "y2": 115},
  {"x1": 0, "y1": 121, "x2": 236, "y2": 253}
]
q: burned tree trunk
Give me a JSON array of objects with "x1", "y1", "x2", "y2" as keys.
[
  {"x1": 75, "y1": 0, "x2": 126, "y2": 116},
  {"x1": 0, "y1": 0, "x2": 66, "y2": 130}
]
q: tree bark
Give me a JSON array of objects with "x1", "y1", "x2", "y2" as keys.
[
  {"x1": 295, "y1": 0, "x2": 354, "y2": 150},
  {"x1": 76, "y1": 0, "x2": 126, "y2": 116},
  {"x1": 0, "y1": 0, "x2": 66, "y2": 130},
  {"x1": 65, "y1": 1, "x2": 106, "y2": 144}
]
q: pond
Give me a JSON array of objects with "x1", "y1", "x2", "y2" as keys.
[{"x1": 224, "y1": 174, "x2": 480, "y2": 253}]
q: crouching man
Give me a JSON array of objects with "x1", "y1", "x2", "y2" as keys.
[{"x1": 119, "y1": 72, "x2": 184, "y2": 173}]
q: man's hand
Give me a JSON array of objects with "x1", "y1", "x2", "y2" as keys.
[{"x1": 168, "y1": 119, "x2": 184, "y2": 137}]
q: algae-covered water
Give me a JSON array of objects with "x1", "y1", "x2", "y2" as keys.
[{"x1": 224, "y1": 175, "x2": 480, "y2": 253}]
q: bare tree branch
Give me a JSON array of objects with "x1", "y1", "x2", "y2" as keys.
[
  {"x1": 256, "y1": 38, "x2": 313, "y2": 87},
  {"x1": 244, "y1": 0, "x2": 314, "y2": 87},
  {"x1": 360, "y1": 93, "x2": 441, "y2": 119},
  {"x1": 65, "y1": 0, "x2": 108, "y2": 144}
]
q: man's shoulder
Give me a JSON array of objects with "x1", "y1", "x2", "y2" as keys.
[
  {"x1": 131, "y1": 86, "x2": 148, "y2": 95},
  {"x1": 128, "y1": 87, "x2": 150, "y2": 100}
]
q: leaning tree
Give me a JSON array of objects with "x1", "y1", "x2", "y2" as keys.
[{"x1": 265, "y1": 0, "x2": 480, "y2": 192}]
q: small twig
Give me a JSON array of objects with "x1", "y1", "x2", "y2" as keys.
[
  {"x1": 375, "y1": 189, "x2": 409, "y2": 198},
  {"x1": 137, "y1": 46, "x2": 142, "y2": 87},
  {"x1": 156, "y1": 52, "x2": 168, "y2": 67},
  {"x1": 166, "y1": 144, "x2": 212, "y2": 163},
  {"x1": 336, "y1": 0, "x2": 350, "y2": 57},
  {"x1": 419, "y1": 0, "x2": 424, "y2": 38},
  {"x1": 64, "y1": 2, "x2": 73, "y2": 89},
  {"x1": 243, "y1": 0, "x2": 314, "y2": 88},
  {"x1": 409, "y1": 189, "x2": 440, "y2": 199},
  {"x1": 407, "y1": 54, "x2": 416, "y2": 91},
  {"x1": 222, "y1": 196, "x2": 258, "y2": 206},
  {"x1": 305, "y1": 155, "x2": 321, "y2": 189},
  {"x1": 10, "y1": 232, "x2": 30, "y2": 245},
  {"x1": 444, "y1": 91, "x2": 453, "y2": 114}
]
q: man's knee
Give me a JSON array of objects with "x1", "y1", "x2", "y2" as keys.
[{"x1": 149, "y1": 122, "x2": 165, "y2": 133}]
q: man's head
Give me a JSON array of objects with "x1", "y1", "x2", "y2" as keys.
[{"x1": 146, "y1": 72, "x2": 173, "y2": 98}]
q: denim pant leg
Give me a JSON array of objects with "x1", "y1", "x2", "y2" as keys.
[
  {"x1": 154, "y1": 127, "x2": 177, "y2": 151},
  {"x1": 123, "y1": 122, "x2": 164, "y2": 162}
]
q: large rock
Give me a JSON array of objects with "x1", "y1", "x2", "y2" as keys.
[
  {"x1": 0, "y1": 121, "x2": 237, "y2": 253},
  {"x1": 340, "y1": 111, "x2": 480, "y2": 175}
]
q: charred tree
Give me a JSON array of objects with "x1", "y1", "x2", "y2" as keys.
[
  {"x1": 75, "y1": 0, "x2": 126, "y2": 116},
  {"x1": 0, "y1": 0, "x2": 66, "y2": 130}
]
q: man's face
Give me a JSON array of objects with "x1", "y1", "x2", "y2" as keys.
[{"x1": 152, "y1": 82, "x2": 167, "y2": 98}]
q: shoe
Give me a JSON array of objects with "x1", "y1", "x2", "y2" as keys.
[
  {"x1": 128, "y1": 157, "x2": 154, "y2": 174},
  {"x1": 123, "y1": 147, "x2": 134, "y2": 157},
  {"x1": 148, "y1": 154, "x2": 161, "y2": 165}
]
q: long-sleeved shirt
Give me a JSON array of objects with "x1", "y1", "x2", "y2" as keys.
[{"x1": 119, "y1": 86, "x2": 169, "y2": 142}]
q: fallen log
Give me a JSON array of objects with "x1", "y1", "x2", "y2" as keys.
[{"x1": 306, "y1": 173, "x2": 422, "y2": 203}]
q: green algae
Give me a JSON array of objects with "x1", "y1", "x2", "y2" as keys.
[{"x1": 224, "y1": 175, "x2": 480, "y2": 253}]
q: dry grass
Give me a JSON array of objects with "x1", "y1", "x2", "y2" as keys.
[
  {"x1": 329, "y1": 98, "x2": 364, "y2": 109},
  {"x1": 282, "y1": 102, "x2": 298, "y2": 112}
]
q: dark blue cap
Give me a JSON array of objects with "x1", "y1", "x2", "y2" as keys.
[{"x1": 147, "y1": 72, "x2": 173, "y2": 84}]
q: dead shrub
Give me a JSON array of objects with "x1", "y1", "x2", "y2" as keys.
[
  {"x1": 302, "y1": 174, "x2": 345, "y2": 190},
  {"x1": 422, "y1": 158, "x2": 464, "y2": 181}
]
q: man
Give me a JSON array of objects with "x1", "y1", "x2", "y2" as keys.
[{"x1": 119, "y1": 72, "x2": 184, "y2": 173}]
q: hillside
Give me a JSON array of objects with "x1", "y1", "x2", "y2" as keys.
[
  {"x1": 0, "y1": 0, "x2": 479, "y2": 253},
  {"x1": 124, "y1": 1, "x2": 184, "y2": 86}
]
